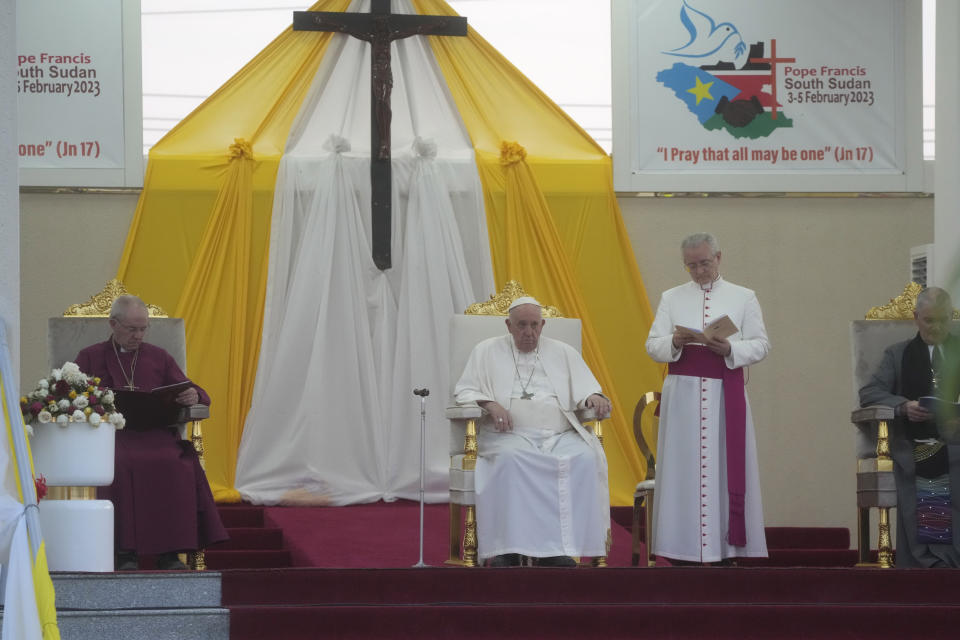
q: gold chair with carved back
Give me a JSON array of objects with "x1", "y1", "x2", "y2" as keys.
[
  {"x1": 445, "y1": 281, "x2": 607, "y2": 567},
  {"x1": 631, "y1": 390, "x2": 660, "y2": 567},
  {"x1": 48, "y1": 279, "x2": 210, "y2": 570}
]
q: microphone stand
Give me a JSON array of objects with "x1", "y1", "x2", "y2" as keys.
[{"x1": 412, "y1": 388, "x2": 430, "y2": 567}]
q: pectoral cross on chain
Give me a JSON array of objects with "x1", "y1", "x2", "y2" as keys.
[{"x1": 293, "y1": 1, "x2": 468, "y2": 271}]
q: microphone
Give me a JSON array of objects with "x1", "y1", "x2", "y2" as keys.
[{"x1": 413, "y1": 388, "x2": 430, "y2": 397}]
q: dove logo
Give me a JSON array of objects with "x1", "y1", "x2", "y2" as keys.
[
  {"x1": 663, "y1": 0, "x2": 747, "y2": 66},
  {"x1": 655, "y1": 2, "x2": 795, "y2": 139}
]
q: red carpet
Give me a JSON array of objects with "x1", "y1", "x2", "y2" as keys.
[{"x1": 207, "y1": 501, "x2": 857, "y2": 569}]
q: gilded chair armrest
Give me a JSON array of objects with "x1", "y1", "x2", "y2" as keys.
[
  {"x1": 850, "y1": 405, "x2": 895, "y2": 426},
  {"x1": 446, "y1": 405, "x2": 484, "y2": 420},
  {"x1": 177, "y1": 404, "x2": 210, "y2": 422}
]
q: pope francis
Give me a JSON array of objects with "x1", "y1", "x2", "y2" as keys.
[{"x1": 454, "y1": 297, "x2": 611, "y2": 567}]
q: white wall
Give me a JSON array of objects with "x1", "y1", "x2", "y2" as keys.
[{"x1": 18, "y1": 192, "x2": 138, "y2": 386}]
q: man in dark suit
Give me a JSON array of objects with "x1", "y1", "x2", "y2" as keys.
[{"x1": 860, "y1": 286, "x2": 960, "y2": 567}]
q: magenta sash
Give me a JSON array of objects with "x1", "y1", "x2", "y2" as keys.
[{"x1": 668, "y1": 345, "x2": 748, "y2": 547}]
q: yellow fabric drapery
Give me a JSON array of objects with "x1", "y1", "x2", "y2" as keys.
[
  {"x1": 116, "y1": 0, "x2": 664, "y2": 506},
  {"x1": 116, "y1": 1, "x2": 351, "y2": 501},
  {"x1": 416, "y1": 0, "x2": 664, "y2": 504}
]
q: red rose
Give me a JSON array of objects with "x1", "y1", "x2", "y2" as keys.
[
  {"x1": 30, "y1": 401, "x2": 43, "y2": 414},
  {"x1": 35, "y1": 475, "x2": 47, "y2": 500},
  {"x1": 55, "y1": 380, "x2": 70, "y2": 395},
  {"x1": 45, "y1": 395, "x2": 54, "y2": 403},
  {"x1": 89, "y1": 395, "x2": 99, "y2": 405},
  {"x1": 94, "y1": 405, "x2": 105, "y2": 415}
]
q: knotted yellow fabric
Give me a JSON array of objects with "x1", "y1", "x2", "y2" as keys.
[{"x1": 499, "y1": 141, "x2": 527, "y2": 166}]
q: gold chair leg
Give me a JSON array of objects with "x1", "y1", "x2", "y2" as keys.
[
  {"x1": 463, "y1": 505, "x2": 478, "y2": 567},
  {"x1": 877, "y1": 507, "x2": 894, "y2": 568},
  {"x1": 188, "y1": 550, "x2": 206, "y2": 571}
]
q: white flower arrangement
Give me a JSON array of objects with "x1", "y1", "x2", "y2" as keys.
[{"x1": 21, "y1": 362, "x2": 125, "y2": 430}]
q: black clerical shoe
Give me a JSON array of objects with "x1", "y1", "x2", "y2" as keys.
[
  {"x1": 157, "y1": 552, "x2": 189, "y2": 571},
  {"x1": 488, "y1": 553, "x2": 522, "y2": 567},
  {"x1": 116, "y1": 551, "x2": 139, "y2": 571},
  {"x1": 535, "y1": 556, "x2": 577, "y2": 568}
]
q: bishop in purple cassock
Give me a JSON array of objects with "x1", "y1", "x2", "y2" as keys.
[{"x1": 75, "y1": 295, "x2": 227, "y2": 570}]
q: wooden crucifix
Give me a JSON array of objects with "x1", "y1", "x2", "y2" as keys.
[{"x1": 293, "y1": 1, "x2": 468, "y2": 271}]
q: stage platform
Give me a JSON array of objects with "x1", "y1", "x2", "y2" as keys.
[
  {"x1": 110, "y1": 502, "x2": 960, "y2": 639},
  {"x1": 205, "y1": 500, "x2": 859, "y2": 570}
]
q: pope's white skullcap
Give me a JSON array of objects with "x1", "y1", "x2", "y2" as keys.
[{"x1": 508, "y1": 296, "x2": 541, "y2": 311}]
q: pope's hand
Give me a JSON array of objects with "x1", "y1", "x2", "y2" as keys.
[
  {"x1": 585, "y1": 394, "x2": 611, "y2": 418},
  {"x1": 176, "y1": 387, "x2": 199, "y2": 406},
  {"x1": 480, "y1": 401, "x2": 512, "y2": 431}
]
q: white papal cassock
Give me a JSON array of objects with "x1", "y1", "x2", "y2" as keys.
[
  {"x1": 454, "y1": 335, "x2": 610, "y2": 561},
  {"x1": 646, "y1": 277, "x2": 770, "y2": 563}
]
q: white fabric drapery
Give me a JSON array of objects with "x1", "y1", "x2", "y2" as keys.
[{"x1": 235, "y1": 0, "x2": 494, "y2": 505}]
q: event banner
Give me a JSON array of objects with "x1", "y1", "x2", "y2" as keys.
[
  {"x1": 612, "y1": 0, "x2": 921, "y2": 192},
  {"x1": 16, "y1": 0, "x2": 142, "y2": 187}
]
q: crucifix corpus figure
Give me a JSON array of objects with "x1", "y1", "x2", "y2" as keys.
[{"x1": 293, "y1": 0, "x2": 468, "y2": 271}]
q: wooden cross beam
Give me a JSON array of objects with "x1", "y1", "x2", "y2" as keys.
[{"x1": 294, "y1": 1, "x2": 468, "y2": 271}]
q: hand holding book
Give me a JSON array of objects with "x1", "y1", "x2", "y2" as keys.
[
  {"x1": 674, "y1": 314, "x2": 739, "y2": 343},
  {"x1": 114, "y1": 380, "x2": 196, "y2": 430}
]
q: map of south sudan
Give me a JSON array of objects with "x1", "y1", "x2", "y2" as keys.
[{"x1": 657, "y1": 62, "x2": 793, "y2": 140}]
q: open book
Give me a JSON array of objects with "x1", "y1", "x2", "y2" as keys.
[
  {"x1": 675, "y1": 314, "x2": 738, "y2": 343},
  {"x1": 113, "y1": 380, "x2": 194, "y2": 430}
]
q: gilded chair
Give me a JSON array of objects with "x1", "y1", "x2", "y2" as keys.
[
  {"x1": 47, "y1": 279, "x2": 210, "y2": 570},
  {"x1": 445, "y1": 281, "x2": 605, "y2": 567},
  {"x1": 850, "y1": 283, "x2": 960, "y2": 567},
  {"x1": 631, "y1": 391, "x2": 660, "y2": 567}
]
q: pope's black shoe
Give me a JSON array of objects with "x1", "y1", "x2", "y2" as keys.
[
  {"x1": 535, "y1": 555, "x2": 577, "y2": 567},
  {"x1": 488, "y1": 553, "x2": 522, "y2": 567}
]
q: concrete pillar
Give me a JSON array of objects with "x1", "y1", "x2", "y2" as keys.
[{"x1": 0, "y1": 0, "x2": 20, "y2": 374}]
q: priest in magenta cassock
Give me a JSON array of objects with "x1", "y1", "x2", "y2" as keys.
[
  {"x1": 646, "y1": 233, "x2": 769, "y2": 564},
  {"x1": 454, "y1": 297, "x2": 611, "y2": 567},
  {"x1": 75, "y1": 295, "x2": 227, "y2": 570}
]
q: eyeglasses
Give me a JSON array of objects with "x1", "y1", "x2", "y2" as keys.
[
  {"x1": 684, "y1": 258, "x2": 716, "y2": 272},
  {"x1": 117, "y1": 322, "x2": 149, "y2": 334}
]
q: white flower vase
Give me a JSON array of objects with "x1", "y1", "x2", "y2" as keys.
[{"x1": 31, "y1": 420, "x2": 115, "y2": 572}]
